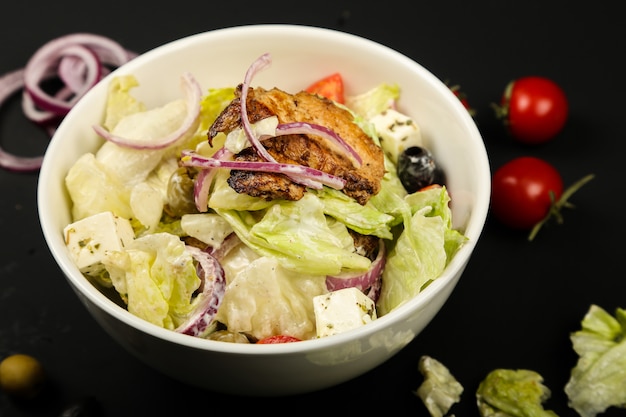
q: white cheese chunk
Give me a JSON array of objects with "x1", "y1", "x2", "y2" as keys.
[
  {"x1": 63, "y1": 211, "x2": 135, "y2": 276},
  {"x1": 371, "y1": 108, "x2": 423, "y2": 164},
  {"x1": 313, "y1": 287, "x2": 377, "y2": 338}
]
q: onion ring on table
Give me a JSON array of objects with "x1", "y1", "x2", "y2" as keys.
[
  {"x1": 0, "y1": 33, "x2": 136, "y2": 172},
  {"x1": 23, "y1": 33, "x2": 136, "y2": 115},
  {"x1": 0, "y1": 69, "x2": 44, "y2": 172}
]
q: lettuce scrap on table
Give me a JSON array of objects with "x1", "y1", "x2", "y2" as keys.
[
  {"x1": 564, "y1": 304, "x2": 626, "y2": 417},
  {"x1": 476, "y1": 368, "x2": 558, "y2": 417},
  {"x1": 415, "y1": 355, "x2": 463, "y2": 417}
]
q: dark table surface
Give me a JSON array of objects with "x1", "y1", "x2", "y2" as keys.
[{"x1": 1, "y1": 1, "x2": 624, "y2": 416}]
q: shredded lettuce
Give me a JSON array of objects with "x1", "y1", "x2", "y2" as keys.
[
  {"x1": 415, "y1": 355, "x2": 464, "y2": 417},
  {"x1": 476, "y1": 369, "x2": 558, "y2": 417},
  {"x1": 345, "y1": 82, "x2": 401, "y2": 120},
  {"x1": 313, "y1": 187, "x2": 395, "y2": 239},
  {"x1": 182, "y1": 86, "x2": 236, "y2": 154},
  {"x1": 215, "y1": 193, "x2": 371, "y2": 276},
  {"x1": 102, "y1": 74, "x2": 146, "y2": 131},
  {"x1": 102, "y1": 233, "x2": 201, "y2": 329},
  {"x1": 376, "y1": 186, "x2": 467, "y2": 315},
  {"x1": 65, "y1": 152, "x2": 133, "y2": 221},
  {"x1": 214, "y1": 245, "x2": 326, "y2": 340},
  {"x1": 564, "y1": 304, "x2": 626, "y2": 417}
]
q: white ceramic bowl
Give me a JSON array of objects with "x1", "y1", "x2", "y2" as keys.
[{"x1": 38, "y1": 24, "x2": 490, "y2": 396}]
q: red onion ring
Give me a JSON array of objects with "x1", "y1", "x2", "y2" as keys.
[
  {"x1": 23, "y1": 33, "x2": 135, "y2": 115},
  {"x1": 193, "y1": 147, "x2": 232, "y2": 212},
  {"x1": 240, "y1": 54, "x2": 323, "y2": 190},
  {"x1": 0, "y1": 33, "x2": 136, "y2": 172},
  {"x1": 181, "y1": 149, "x2": 347, "y2": 190},
  {"x1": 0, "y1": 69, "x2": 44, "y2": 172},
  {"x1": 325, "y1": 239, "x2": 386, "y2": 302},
  {"x1": 275, "y1": 122, "x2": 362, "y2": 167},
  {"x1": 92, "y1": 72, "x2": 202, "y2": 150},
  {"x1": 207, "y1": 232, "x2": 241, "y2": 260},
  {"x1": 240, "y1": 53, "x2": 274, "y2": 162},
  {"x1": 175, "y1": 245, "x2": 226, "y2": 337}
]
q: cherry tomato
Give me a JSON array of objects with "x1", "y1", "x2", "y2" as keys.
[
  {"x1": 257, "y1": 335, "x2": 302, "y2": 344},
  {"x1": 305, "y1": 73, "x2": 345, "y2": 104},
  {"x1": 491, "y1": 157, "x2": 564, "y2": 231},
  {"x1": 494, "y1": 76, "x2": 568, "y2": 144},
  {"x1": 448, "y1": 84, "x2": 475, "y2": 116}
]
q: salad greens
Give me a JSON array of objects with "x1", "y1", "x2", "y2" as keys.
[
  {"x1": 414, "y1": 304, "x2": 626, "y2": 416},
  {"x1": 564, "y1": 304, "x2": 626, "y2": 417},
  {"x1": 64, "y1": 70, "x2": 467, "y2": 340},
  {"x1": 415, "y1": 355, "x2": 463, "y2": 417},
  {"x1": 476, "y1": 369, "x2": 557, "y2": 417}
]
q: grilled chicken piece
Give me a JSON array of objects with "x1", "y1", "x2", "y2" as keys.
[{"x1": 209, "y1": 85, "x2": 385, "y2": 205}]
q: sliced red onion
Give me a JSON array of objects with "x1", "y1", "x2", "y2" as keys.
[
  {"x1": 0, "y1": 33, "x2": 136, "y2": 172},
  {"x1": 276, "y1": 122, "x2": 362, "y2": 167},
  {"x1": 193, "y1": 147, "x2": 232, "y2": 212},
  {"x1": 240, "y1": 52, "x2": 274, "y2": 162},
  {"x1": 0, "y1": 147, "x2": 44, "y2": 173},
  {"x1": 181, "y1": 149, "x2": 346, "y2": 190},
  {"x1": 240, "y1": 54, "x2": 323, "y2": 190},
  {"x1": 208, "y1": 232, "x2": 241, "y2": 260},
  {"x1": 0, "y1": 69, "x2": 45, "y2": 172},
  {"x1": 58, "y1": 53, "x2": 97, "y2": 94},
  {"x1": 21, "y1": 84, "x2": 66, "y2": 127},
  {"x1": 326, "y1": 239, "x2": 386, "y2": 302},
  {"x1": 23, "y1": 33, "x2": 134, "y2": 115},
  {"x1": 92, "y1": 72, "x2": 202, "y2": 150},
  {"x1": 175, "y1": 245, "x2": 226, "y2": 337}
]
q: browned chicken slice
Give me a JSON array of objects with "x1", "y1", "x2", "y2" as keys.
[{"x1": 208, "y1": 85, "x2": 385, "y2": 205}]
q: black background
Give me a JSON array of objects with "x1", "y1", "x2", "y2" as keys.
[{"x1": 1, "y1": 1, "x2": 624, "y2": 416}]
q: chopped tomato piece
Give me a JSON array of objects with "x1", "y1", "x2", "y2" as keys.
[{"x1": 305, "y1": 72, "x2": 345, "y2": 104}]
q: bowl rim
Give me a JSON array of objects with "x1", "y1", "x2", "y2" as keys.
[{"x1": 38, "y1": 23, "x2": 491, "y2": 355}]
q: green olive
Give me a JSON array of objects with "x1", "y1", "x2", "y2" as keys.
[{"x1": 0, "y1": 353, "x2": 46, "y2": 398}]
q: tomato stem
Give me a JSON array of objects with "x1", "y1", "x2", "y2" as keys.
[{"x1": 528, "y1": 173, "x2": 595, "y2": 241}]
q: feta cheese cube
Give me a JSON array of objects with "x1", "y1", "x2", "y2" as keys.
[
  {"x1": 63, "y1": 211, "x2": 135, "y2": 276},
  {"x1": 313, "y1": 287, "x2": 377, "y2": 338},
  {"x1": 371, "y1": 108, "x2": 423, "y2": 164}
]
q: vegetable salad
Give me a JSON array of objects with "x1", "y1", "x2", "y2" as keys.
[{"x1": 63, "y1": 55, "x2": 467, "y2": 342}]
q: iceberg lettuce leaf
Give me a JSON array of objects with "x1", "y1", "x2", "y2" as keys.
[
  {"x1": 476, "y1": 369, "x2": 558, "y2": 417},
  {"x1": 103, "y1": 233, "x2": 200, "y2": 329},
  {"x1": 215, "y1": 193, "x2": 371, "y2": 276},
  {"x1": 376, "y1": 186, "x2": 467, "y2": 315},
  {"x1": 313, "y1": 187, "x2": 395, "y2": 239},
  {"x1": 345, "y1": 83, "x2": 401, "y2": 120},
  {"x1": 565, "y1": 304, "x2": 626, "y2": 417},
  {"x1": 181, "y1": 87, "x2": 236, "y2": 155},
  {"x1": 65, "y1": 153, "x2": 133, "y2": 221},
  {"x1": 215, "y1": 246, "x2": 326, "y2": 340},
  {"x1": 102, "y1": 74, "x2": 146, "y2": 131}
]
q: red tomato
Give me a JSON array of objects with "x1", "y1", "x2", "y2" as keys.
[
  {"x1": 491, "y1": 157, "x2": 564, "y2": 231},
  {"x1": 257, "y1": 335, "x2": 302, "y2": 344},
  {"x1": 448, "y1": 84, "x2": 475, "y2": 116},
  {"x1": 495, "y1": 76, "x2": 568, "y2": 144},
  {"x1": 305, "y1": 73, "x2": 345, "y2": 104}
]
